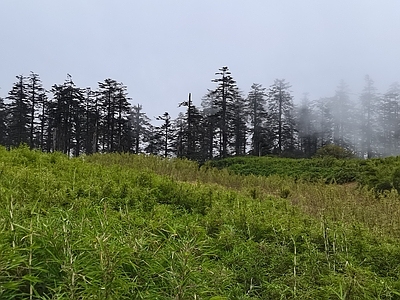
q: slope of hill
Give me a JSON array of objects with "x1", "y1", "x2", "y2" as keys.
[{"x1": 1, "y1": 147, "x2": 400, "y2": 299}]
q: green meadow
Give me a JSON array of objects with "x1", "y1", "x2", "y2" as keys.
[{"x1": 1, "y1": 147, "x2": 400, "y2": 299}]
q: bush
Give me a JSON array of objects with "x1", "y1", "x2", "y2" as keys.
[
  {"x1": 392, "y1": 167, "x2": 400, "y2": 193},
  {"x1": 209, "y1": 156, "x2": 361, "y2": 185},
  {"x1": 314, "y1": 144, "x2": 355, "y2": 159}
]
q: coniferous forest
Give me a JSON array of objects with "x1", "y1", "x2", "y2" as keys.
[{"x1": 1, "y1": 67, "x2": 400, "y2": 160}]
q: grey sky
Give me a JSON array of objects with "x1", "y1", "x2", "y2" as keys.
[{"x1": 1, "y1": 1, "x2": 400, "y2": 119}]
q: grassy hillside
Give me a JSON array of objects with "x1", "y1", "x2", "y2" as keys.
[{"x1": 1, "y1": 147, "x2": 400, "y2": 299}]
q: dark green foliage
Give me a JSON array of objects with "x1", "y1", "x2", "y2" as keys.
[
  {"x1": 130, "y1": 104, "x2": 151, "y2": 154},
  {"x1": 265, "y1": 79, "x2": 296, "y2": 155},
  {"x1": 7, "y1": 75, "x2": 30, "y2": 147},
  {"x1": 26, "y1": 72, "x2": 46, "y2": 150},
  {"x1": 314, "y1": 144, "x2": 355, "y2": 159},
  {"x1": 156, "y1": 112, "x2": 173, "y2": 157},
  {"x1": 3, "y1": 71, "x2": 400, "y2": 162},
  {"x1": 49, "y1": 77, "x2": 85, "y2": 155},
  {"x1": 392, "y1": 167, "x2": 400, "y2": 193},
  {"x1": 210, "y1": 155, "x2": 400, "y2": 193},
  {"x1": 97, "y1": 78, "x2": 131, "y2": 153},
  {"x1": 247, "y1": 83, "x2": 268, "y2": 156},
  {"x1": 177, "y1": 93, "x2": 205, "y2": 161},
  {"x1": 207, "y1": 66, "x2": 242, "y2": 158},
  {"x1": 356, "y1": 157, "x2": 400, "y2": 193},
  {"x1": 209, "y1": 156, "x2": 361, "y2": 184}
]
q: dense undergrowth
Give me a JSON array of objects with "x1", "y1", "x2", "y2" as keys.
[
  {"x1": 1, "y1": 147, "x2": 400, "y2": 299},
  {"x1": 209, "y1": 155, "x2": 400, "y2": 193},
  {"x1": 208, "y1": 156, "x2": 360, "y2": 184}
]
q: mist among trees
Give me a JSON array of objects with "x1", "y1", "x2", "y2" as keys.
[{"x1": 1, "y1": 68, "x2": 399, "y2": 160}]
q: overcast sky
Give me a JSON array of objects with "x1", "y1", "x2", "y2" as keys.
[{"x1": 1, "y1": 0, "x2": 400, "y2": 119}]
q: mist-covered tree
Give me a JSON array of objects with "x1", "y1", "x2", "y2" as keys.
[
  {"x1": 265, "y1": 79, "x2": 296, "y2": 154},
  {"x1": 295, "y1": 94, "x2": 318, "y2": 157},
  {"x1": 130, "y1": 103, "x2": 151, "y2": 154},
  {"x1": 201, "y1": 91, "x2": 219, "y2": 160},
  {"x1": 313, "y1": 97, "x2": 334, "y2": 149},
  {"x1": 359, "y1": 75, "x2": 379, "y2": 158},
  {"x1": 231, "y1": 89, "x2": 248, "y2": 156},
  {"x1": 247, "y1": 83, "x2": 268, "y2": 156},
  {"x1": 172, "y1": 112, "x2": 186, "y2": 158},
  {"x1": 330, "y1": 80, "x2": 354, "y2": 148},
  {"x1": 377, "y1": 82, "x2": 400, "y2": 156},
  {"x1": 7, "y1": 75, "x2": 30, "y2": 147}
]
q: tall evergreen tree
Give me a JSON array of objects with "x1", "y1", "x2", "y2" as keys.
[
  {"x1": 0, "y1": 97, "x2": 7, "y2": 145},
  {"x1": 296, "y1": 94, "x2": 318, "y2": 157},
  {"x1": 265, "y1": 79, "x2": 296, "y2": 154},
  {"x1": 97, "y1": 79, "x2": 131, "y2": 152},
  {"x1": 115, "y1": 88, "x2": 132, "y2": 152},
  {"x1": 37, "y1": 92, "x2": 50, "y2": 151},
  {"x1": 130, "y1": 103, "x2": 151, "y2": 154},
  {"x1": 27, "y1": 72, "x2": 45, "y2": 149},
  {"x1": 359, "y1": 75, "x2": 378, "y2": 158},
  {"x1": 81, "y1": 87, "x2": 99, "y2": 154},
  {"x1": 247, "y1": 83, "x2": 268, "y2": 156},
  {"x1": 210, "y1": 66, "x2": 238, "y2": 158},
  {"x1": 201, "y1": 91, "x2": 219, "y2": 160},
  {"x1": 231, "y1": 89, "x2": 248, "y2": 156},
  {"x1": 71, "y1": 88, "x2": 86, "y2": 156},
  {"x1": 378, "y1": 82, "x2": 400, "y2": 156},
  {"x1": 186, "y1": 104, "x2": 204, "y2": 161},
  {"x1": 7, "y1": 75, "x2": 30, "y2": 147},
  {"x1": 49, "y1": 76, "x2": 84, "y2": 155},
  {"x1": 313, "y1": 97, "x2": 334, "y2": 148},
  {"x1": 156, "y1": 112, "x2": 173, "y2": 157},
  {"x1": 172, "y1": 112, "x2": 186, "y2": 158},
  {"x1": 329, "y1": 80, "x2": 353, "y2": 148},
  {"x1": 178, "y1": 93, "x2": 204, "y2": 160},
  {"x1": 144, "y1": 124, "x2": 162, "y2": 155}
]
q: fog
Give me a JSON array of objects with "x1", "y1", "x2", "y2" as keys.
[{"x1": 1, "y1": 1, "x2": 400, "y2": 118}]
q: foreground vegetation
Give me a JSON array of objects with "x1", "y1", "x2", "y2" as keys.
[{"x1": 1, "y1": 147, "x2": 400, "y2": 299}]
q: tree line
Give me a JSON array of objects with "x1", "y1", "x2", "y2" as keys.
[{"x1": 1, "y1": 68, "x2": 399, "y2": 160}]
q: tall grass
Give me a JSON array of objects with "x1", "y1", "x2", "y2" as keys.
[
  {"x1": 87, "y1": 152, "x2": 400, "y2": 238},
  {"x1": 0, "y1": 147, "x2": 400, "y2": 298}
]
